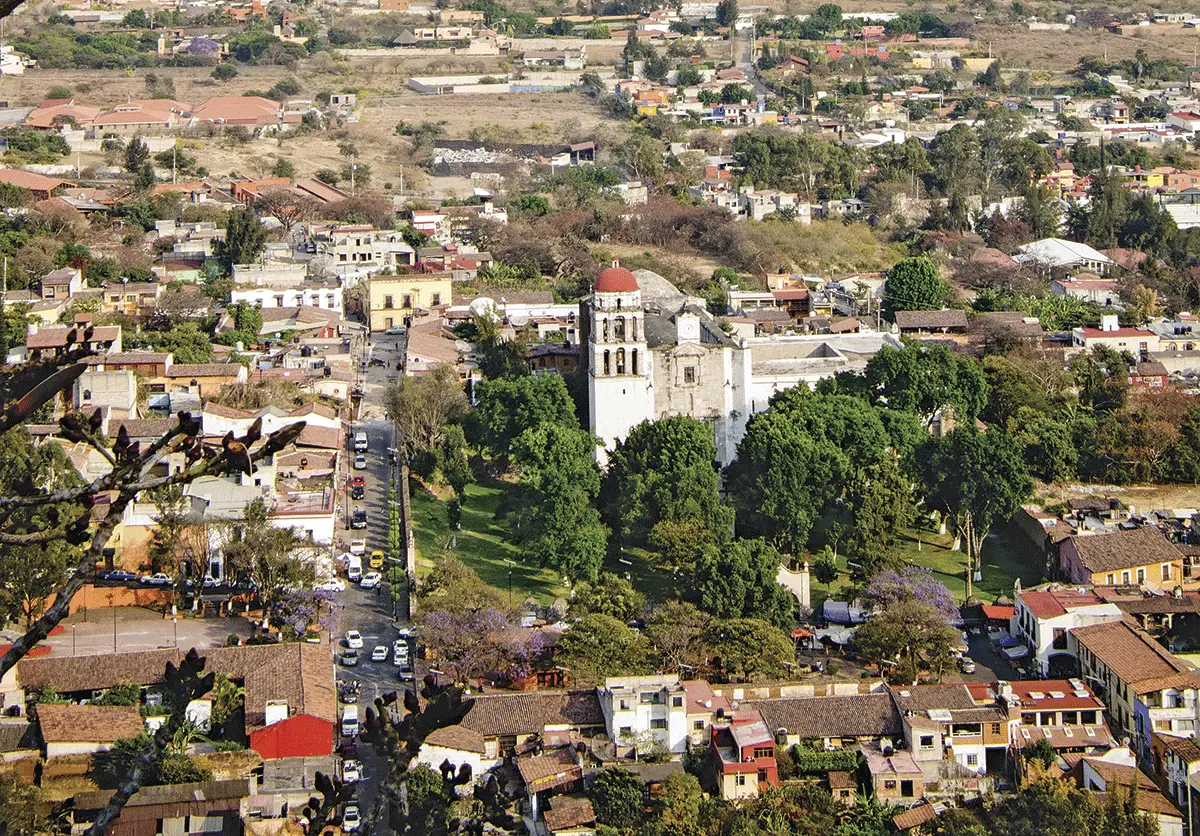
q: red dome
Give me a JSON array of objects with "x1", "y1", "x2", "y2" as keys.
[{"x1": 595, "y1": 265, "x2": 639, "y2": 293}]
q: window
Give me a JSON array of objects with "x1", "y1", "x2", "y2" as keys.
[
  {"x1": 1164, "y1": 564, "x2": 1172, "y2": 581},
  {"x1": 402, "y1": 294, "x2": 413, "y2": 309},
  {"x1": 619, "y1": 700, "x2": 629, "y2": 710},
  {"x1": 753, "y1": 746, "x2": 773, "y2": 759},
  {"x1": 693, "y1": 720, "x2": 704, "y2": 731},
  {"x1": 1122, "y1": 571, "x2": 1130, "y2": 584},
  {"x1": 614, "y1": 316, "x2": 626, "y2": 341},
  {"x1": 966, "y1": 754, "x2": 978, "y2": 766},
  {"x1": 1137, "y1": 568, "x2": 1145, "y2": 583},
  {"x1": 919, "y1": 735, "x2": 935, "y2": 749},
  {"x1": 1107, "y1": 574, "x2": 1115, "y2": 585},
  {"x1": 884, "y1": 780, "x2": 897, "y2": 790},
  {"x1": 616, "y1": 348, "x2": 626, "y2": 375},
  {"x1": 603, "y1": 350, "x2": 611, "y2": 376},
  {"x1": 651, "y1": 719, "x2": 667, "y2": 730},
  {"x1": 672, "y1": 696, "x2": 683, "y2": 707},
  {"x1": 991, "y1": 723, "x2": 1002, "y2": 735},
  {"x1": 737, "y1": 775, "x2": 747, "y2": 786},
  {"x1": 631, "y1": 349, "x2": 639, "y2": 376},
  {"x1": 684, "y1": 366, "x2": 697, "y2": 384},
  {"x1": 384, "y1": 295, "x2": 393, "y2": 309},
  {"x1": 602, "y1": 318, "x2": 609, "y2": 341},
  {"x1": 1081, "y1": 711, "x2": 1097, "y2": 725},
  {"x1": 620, "y1": 726, "x2": 632, "y2": 736},
  {"x1": 431, "y1": 293, "x2": 442, "y2": 306}
]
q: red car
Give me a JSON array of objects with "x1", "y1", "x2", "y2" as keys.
[{"x1": 351, "y1": 476, "x2": 365, "y2": 488}]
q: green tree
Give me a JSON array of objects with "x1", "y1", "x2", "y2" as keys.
[
  {"x1": 213, "y1": 207, "x2": 266, "y2": 274},
  {"x1": 715, "y1": 0, "x2": 738, "y2": 27},
  {"x1": 439, "y1": 424, "x2": 474, "y2": 497},
  {"x1": 705, "y1": 618, "x2": 795, "y2": 681},
  {"x1": 590, "y1": 767, "x2": 646, "y2": 831},
  {"x1": 220, "y1": 499, "x2": 315, "y2": 625},
  {"x1": 808, "y1": 2, "x2": 844, "y2": 34},
  {"x1": 209, "y1": 672, "x2": 245, "y2": 732},
  {"x1": 883, "y1": 256, "x2": 948, "y2": 317},
  {"x1": 271, "y1": 157, "x2": 295, "y2": 179},
  {"x1": 0, "y1": 771, "x2": 46, "y2": 836},
  {"x1": 645, "y1": 600, "x2": 710, "y2": 673},
  {"x1": 556, "y1": 613, "x2": 651, "y2": 683},
  {"x1": 919, "y1": 428, "x2": 1032, "y2": 598},
  {"x1": 812, "y1": 546, "x2": 838, "y2": 591},
  {"x1": 656, "y1": 771, "x2": 703, "y2": 832},
  {"x1": 852, "y1": 599, "x2": 961, "y2": 683},
  {"x1": 475, "y1": 373, "x2": 577, "y2": 458},
  {"x1": 693, "y1": 538, "x2": 794, "y2": 629},
  {"x1": 842, "y1": 455, "x2": 917, "y2": 573},
  {"x1": 124, "y1": 137, "x2": 150, "y2": 174},
  {"x1": 604, "y1": 416, "x2": 733, "y2": 551},
  {"x1": 385, "y1": 366, "x2": 468, "y2": 460},
  {"x1": 863, "y1": 342, "x2": 989, "y2": 425},
  {"x1": 571, "y1": 572, "x2": 645, "y2": 622},
  {"x1": 505, "y1": 424, "x2": 607, "y2": 582},
  {"x1": 228, "y1": 300, "x2": 263, "y2": 336},
  {"x1": 211, "y1": 63, "x2": 239, "y2": 82},
  {"x1": 1022, "y1": 736, "x2": 1057, "y2": 769}
]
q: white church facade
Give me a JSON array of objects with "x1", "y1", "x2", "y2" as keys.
[{"x1": 585, "y1": 263, "x2": 903, "y2": 466}]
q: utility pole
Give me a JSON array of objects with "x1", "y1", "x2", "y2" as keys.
[
  {"x1": 350, "y1": 155, "x2": 356, "y2": 196},
  {"x1": 172, "y1": 144, "x2": 177, "y2": 184},
  {"x1": 398, "y1": 164, "x2": 403, "y2": 195}
]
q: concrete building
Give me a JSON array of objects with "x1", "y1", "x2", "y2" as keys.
[
  {"x1": 599, "y1": 675, "x2": 689, "y2": 755},
  {"x1": 368, "y1": 273, "x2": 453, "y2": 332},
  {"x1": 1072, "y1": 314, "x2": 1161, "y2": 353},
  {"x1": 1012, "y1": 587, "x2": 1123, "y2": 676}
]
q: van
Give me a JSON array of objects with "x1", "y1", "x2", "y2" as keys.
[
  {"x1": 347, "y1": 555, "x2": 362, "y2": 582},
  {"x1": 341, "y1": 705, "x2": 359, "y2": 738},
  {"x1": 353, "y1": 431, "x2": 368, "y2": 453}
]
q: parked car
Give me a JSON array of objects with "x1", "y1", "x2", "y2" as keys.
[
  {"x1": 349, "y1": 540, "x2": 366, "y2": 556},
  {"x1": 359, "y1": 572, "x2": 382, "y2": 589},
  {"x1": 342, "y1": 759, "x2": 362, "y2": 783},
  {"x1": 350, "y1": 485, "x2": 365, "y2": 501},
  {"x1": 351, "y1": 476, "x2": 366, "y2": 488},
  {"x1": 344, "y1": 630, "x2": 364, "y2": 649},
  {"x1": 351, "y1": 510, "x2": 367, "y2": 530},
  {"x1": 397, "y1": 661, "x2": 414, "y2": 682},
  {"x1": 369, "y1": 550, "x2": 385, "y2": 570},
  {"x1": 139, "y1": 573, "x2": 172, "y2": 586},
  {"x1": 368, "y1": 358, "x2": 385, "y2": 368},
  {"x1": 353, "y1": 454, "x2": 367, "y2": 470},
  {"x1": 202, "y1": 575, "x2": 220, "y2": 588},
  {"x1": 958, "y1": 656, "x2": 977, "y2": 674},
  {"x1": 342, "y1": 805, "x2": 361, "y2": 832},
  {"x1": 316, "y1": 578, "x2": 347, "y2": 593},
  {"x1": 371, "y1": 645, "x2": 389, "y2": 662},
  {"x1": 99, "y1": 570, "x2": 138, "y2": 582},
  {"x1": 393, "y1": 644, "x2": 409, "y2": 666},
  {"x1": 341, "y1": 650, "x2": 359, "y2": 667},
  {"x1": 385, "y1": 326, "x2": 407, "y2": 336}
]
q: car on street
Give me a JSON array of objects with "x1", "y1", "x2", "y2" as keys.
[
  {"x1": 353, "y1": 454, "x2": 367, "y2": 470},
  {"x1": 352, "y1": 475, "x2": 366, "y2": 488},
  {"x1": 397, "y1": 661, "x2": 414, "y2": 682},
  {"x1": 393, "y1": 644, "x2": 409, "y2": 666},
  {"x1": 395, "y1": 626, "x2": 415, "y2": 639},
  {"x1": 351, "y1": 510, "x2": 367, "y2": 530},
  {"x1": 341, "y1": 650, "x2": 359, "y2": 667},
  {"x1": 359, "y1": 572, "x2": 382, "y2": 589},
  {"x1": 139, "y1": 573, "x2": 173, "y2": 586},
  {"x1": 371, "y1": 645, "x2": 389, "y2": 662},
  {"x1": 368, "y1": 357, "x2": 385, "y2": 367},
  {"x1": 350, "y1": 485, "x2": 365, "y2": 500},
  {"x1": 99, "y1": 570, "x2": 138, "y2": 582},
  {"x1": 369, "y1": 550, "x2": 385, "y2": 569},
  {"x1": 316, "y1": 578, "x2": 347, "y2": 593},
  {"x1": 344, "y1": 630, "x2": 364, "y2": 649},
  {"x1": 958, "y1": 656, "x2": 977, "y2": 674},
  {"x1": 385, "y1": 325, "x2": 407, "y2": 335},
  {"x1": 349, "y1": 540, "x2": 366, "y2": 556},
  {"x1": 202, "y1": 575, "x2": 220, "y2": 588},
  {"x1": 342, "y1": 759, "x2": 362, "y2": 783},
  {"x1": 342, "y1": 805, "x2": 361, "y2": 832}
]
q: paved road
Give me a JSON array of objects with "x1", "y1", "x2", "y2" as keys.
[
  {"x1": 734, "y1": 23, "x2": 771, "y2": 98},
  {"x1": 334, "y1": 330, "x2": 420, "y2": 832}
]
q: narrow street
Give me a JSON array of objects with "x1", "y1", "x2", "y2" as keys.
[{"x1": 335, "y1": 329, "x2": 418, "y2": 832}]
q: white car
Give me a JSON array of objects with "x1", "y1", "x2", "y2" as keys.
[
  {"x1": 385, "y1": 325, "x2": 407, "y2": 335},
  {"x1": 344, "y1": 630, "x2": 364, "y2": 649},
  {"x1": 140, "y1": 573, "x2": 173, "y2": 586},
  {"x1": 353, "y1": 454, "x2": 367, "y2": 470},
  {"x1": 342, "y1": 805, "x2": 361, "y2": 832},
  {"x1": 359, "y1": 572, "x2": 382, "y2": 589},
  {"x1": 315, "y1": 578, "x2": 346, "y2": 593},
  {"x1": 349, "y1": 540, "x2": 366, "y2": 556},
  {"x1": 342, "y1": 759, "x2": 362, "y2": 783},
  {"x1": 393, "y1": 644, "x2": 409, "y2": 666},
  {"x1": 371, "y1": 645, "x2": 389, "y2": 662}
]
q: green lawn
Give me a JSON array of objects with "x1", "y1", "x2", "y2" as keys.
[
  {"x1": 809, "y1": 524, "x2": 1045, "y2": 612},
  {"x1": 410, "y1": 480, "x2": 568, "y2": 606}
]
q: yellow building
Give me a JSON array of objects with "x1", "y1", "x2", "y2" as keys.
[{"x1": 368, "y1": 272, "x2": 453, "y2": 333}]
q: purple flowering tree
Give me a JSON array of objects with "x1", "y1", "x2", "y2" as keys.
[
  {"x1": 862, "y1": 567, "x2": 958, "y2": 623},
  {"x1": 422, "y1": 607, "x2": 545, "y2": 683}
]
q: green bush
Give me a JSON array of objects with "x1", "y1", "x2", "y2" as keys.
[{"x1": 791, "y1": 744, "x2": 859, "y2": 774}]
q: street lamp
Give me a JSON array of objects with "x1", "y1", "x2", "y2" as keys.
[
  {"x1": 71, "y1": 625, "x2": 76, "y2": 657},
  {"x1": 173, "y1": 617, "x2": 178, "y2": 648}
]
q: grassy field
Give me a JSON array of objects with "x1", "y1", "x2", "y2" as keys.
[{"x1": 410, "y1": 479, "x2": 568, "y2": 606}]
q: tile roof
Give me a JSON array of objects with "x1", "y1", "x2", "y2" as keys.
[
  {"x1": 18, "y1": 643, "x2": 336, "y2": 731},
  {"x1": 745, "y1": 693, "x2": 901, "y2": 739},
  {"x1": 1070, "y1": 620, "x2": 1200, "y2": 694},
  {"x1": 107, "y1": 419, "x2": 174, "y2": 440},
  {"x1": 460, "y1": 690, "x2": 603, "y2": 737},
  {"x1": 38, "y1": 704, "x2": 143, "y2": 743},
  {"x1": 1019, "y1": 724, "x2": 1116, "y2": 750},
  {"x1": 889, "y1": 684, "x2": 978, "y2": 713},
  {"x1": 0, "y1": 169, "x2": 70, "y2": 192},
  {"x1": 828, "y1": 770, "x2": 856, "y2": 789},
  {"x1": 424, "y1": 724, "x2": 486, "y2": 755},
  {"x1": 517, "y1": 746, "x2": 581, "y2": 792},
  {"x1": 1158, "y1": 733, "x2": 1200, "y2": 763},
  {"x1": 73, "y1": 779, "x2": 253, "y2": 812},
  {"x1": 27, "y1": 325, "x2": 120, "y2": 349},
  {"x1": 543, "y1": 797, "x2": 595, "y2": 832},
  {"x1": 1007, "y1": 679, "x2": 1104, "y2": 709},
  {"x1": 1067, "y1": 527, "x2": 1182, "y2": 574},
  {"x1": 895, "y1": 309, "x2": 969, "y2": 330},
  {"x1": 166, "y1": 363, "x2": 244, "y2": 378},
  {"x1": 190, "y1": 96, "x2": 281, "y2": 125},
  {"x1": 296, "y1": 424, "x2": 342, "y2": 450},
  {"x1": 893, "y1": 803, "x2": 940, "y2": 831},
  {"x1": 1019, "y1": 588, "x2": 1108, "y2": 619}
]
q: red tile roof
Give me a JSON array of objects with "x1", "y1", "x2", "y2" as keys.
[
  {"x1": 0, "y1": 170, "x2": 70, "y2": 193},
  {"x1": 1019, "y1": 589, "x2": 1106, "y2": 619},
  {"x1": 38, "y1": 704, "x2": 143, "y2": 743}
]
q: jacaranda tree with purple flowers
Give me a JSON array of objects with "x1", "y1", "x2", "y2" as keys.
[
  {"x1": 422, "y1": 607, "x2": 547, "y2": 684},
  {"x1": 862, "y1": 566, "x2": 959, "y2": 623}
]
